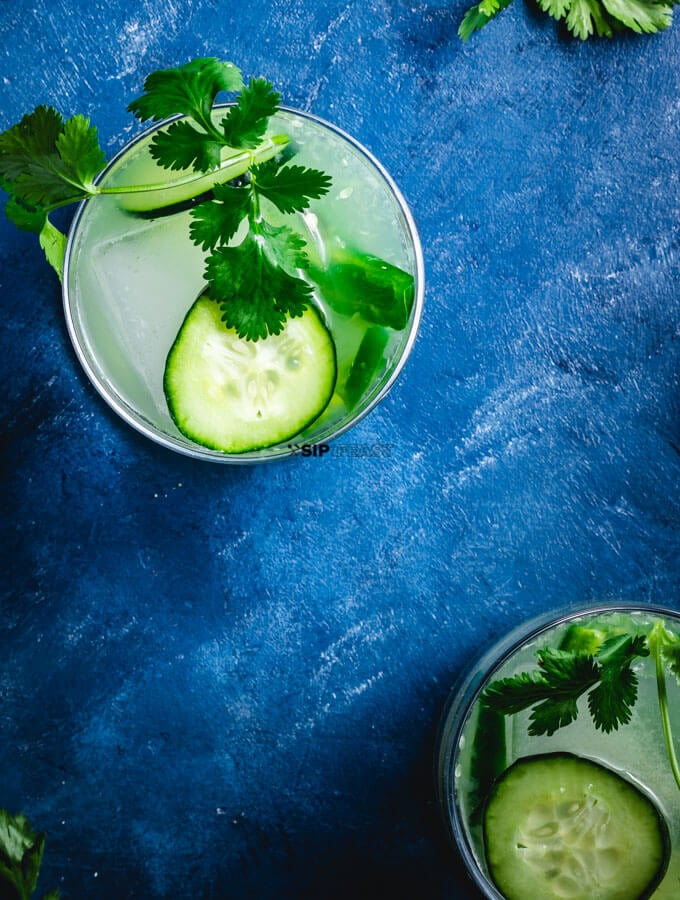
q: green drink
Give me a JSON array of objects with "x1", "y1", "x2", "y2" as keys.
[
  {"x1": 61, "y1": 105, "x2": 422, "y2": 461},
  {"x1": 0, "y1": 59, "x2": 423, "y2": 462},
  {"x1": 436, "y1": 605, "x2": 680, "y2": 899}
]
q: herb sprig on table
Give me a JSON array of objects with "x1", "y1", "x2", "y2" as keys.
[
  {"x1": 0, "y1": 58, "x2": 331, "y2": 340},
  {"x1": 459, "y1": 0, "x2": 677, "y2": 41},
  {"x1": 0, "y1": 809, "x2": 59, "y2": 900},
  {"x1": 482, "y1": 618, "x2": 680, "y2": 792}
]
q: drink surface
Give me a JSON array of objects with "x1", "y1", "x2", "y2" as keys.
[
  {"x1": 64, "y1": 108, "x2": 420, "y2": 456},
  {"x1": 452, "y1": 609, "x2": 680, "y2": 898}
]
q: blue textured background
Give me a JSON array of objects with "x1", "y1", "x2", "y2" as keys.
[{"x1": 1, "y1": 1, "x2": 680, "y2": 897}]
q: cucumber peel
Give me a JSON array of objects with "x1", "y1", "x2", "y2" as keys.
[
  {"x1": 483, "y1": 752, "x2": 670, "y2": 900},
  {"x1": 164, "y1": 296, "x2": 337, "y2": 453}
]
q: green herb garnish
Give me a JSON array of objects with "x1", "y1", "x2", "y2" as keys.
[
  {"x1": 459, "y1": 0, "x2": 676, "y2": 41},
  {"x1": 0, "y1": 58, "x2": 332, "y2": 340},
  {"x1": 483, "y1": 616, "x2": 680, "y2": 792},
  {"x1": 0, "y1": 808, "x2": 59, "y2": 900}
]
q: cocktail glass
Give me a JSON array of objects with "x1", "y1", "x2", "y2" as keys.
[
  {"x1": 435, "y1": 604, "x2": 680, "y2": 899},
  {"x1": 62, "y1": 106, "x2": 424, "y2": 462}
]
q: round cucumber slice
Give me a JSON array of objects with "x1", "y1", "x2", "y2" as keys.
[
  {"x1": 483, "y1": 753, "x2": 669, "y2": 900},
  {"x1": 164, "y1": 297, "x2": 337, "y2": 453}
]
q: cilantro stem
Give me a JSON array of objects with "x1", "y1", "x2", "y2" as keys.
[
  {"x1": 651, "y1": 627, "x2": 680, "y2": 794},
  {"x1": 96, "y1": 134, "x2": 289, "y2": 212}
]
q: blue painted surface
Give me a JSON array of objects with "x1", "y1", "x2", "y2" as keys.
[{"x1": 1, "y1": 1, "x2": 680, "y2": 897}]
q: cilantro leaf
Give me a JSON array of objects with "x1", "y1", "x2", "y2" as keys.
[
  {"x1": 39, "y1": 218, "x2": 68, "y2": 282},
  {"x1": 0, "y1": 808, "x2": 59, "y2": 900},
  {"x1": 204, "y1": 234, "x2": 313, "y2": 341},
  {"x1": 0, "y1": 106, "x2": 63, "y2": 181},
  {"x1": 252, "y1": 161, "x2": 332, "y2": 214},
  {"x1": 459, "y1": 0, "x2": 674, "y2": 38},
  {"x1": 566, "y1": 0, "x2": 615, "y2": 37},
  {"x1": 127, "y1": 58, "x2": 243, "y2": 127},
  {"x1": 0, "y1": 108, "x2": 104, "y2": 207},
  {"x1": 149, "y1": 119, "x2": 225, "y2": 172},
  {"x1": 601, "y1": 0, "x2": 673, "y2": 31},
  {"x1": 56, "y1": 115, "x2": 106, "y2": 189},
  {"x1": 258, "y1": 221, "x2": 311, "y2": 272},
  {"x1": 483, "y1": 670, "x2": 556, "y2": 714},
  {"x1": 484, "y1": 647, "x2": 600, "y2": 736},
  {"x1": 3, "y1": 194, "x2": 47, "y2": 235},
  {"x1": 189, "y1": 183, "x2": 251, "y2": 250},
  {"x1": 458, "y1": 0, "x2": 515, "y2": 40},
  {"x1": 588, "y1": 661, "x2": 638, "y2": 732},
  {"x1": 536, "y1": 0, "x2": 572, "y2": 17},
  {"x1": 221, "y1": 78, "x2": 280, "y2": 149}
]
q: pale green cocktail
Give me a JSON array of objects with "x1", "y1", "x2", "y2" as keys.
[
  {"x1": 62, "y1": 106, "x2": 423, "y2": 462},
  {"x1": 436, "y1": 606, "x2": 680, "y2": 899}
]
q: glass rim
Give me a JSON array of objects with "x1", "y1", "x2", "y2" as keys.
[
  {"x1": 62, "y1": 104, "x2": 425, "y2": 464},
  {"x1": 435, "y1": 601, "x2": 680, "y2": 899}
]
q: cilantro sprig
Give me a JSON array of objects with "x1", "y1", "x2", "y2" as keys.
[
  {"x1": 189, "y1": 157, "x2": 331, "y2": 340},
  {"x1": 0, "y1": 58, "x2": 336, "y2": 341},
  {"x1": 459, "y1": 0, "x2": 677, "y2": 40},
  {"x1": 483, "y1": 615, "x2": 680, "y2": 793},
  {"x1": 0, "y1": 808, "x2": 59, "y2": 900}
]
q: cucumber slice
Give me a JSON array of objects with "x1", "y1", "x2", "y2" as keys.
[
  {"x1": 483, "y1": 753, "x2": 669, "y2": 900},
  {"x1": 164, "y1": 297, "x2": 337, "y2": 453}
]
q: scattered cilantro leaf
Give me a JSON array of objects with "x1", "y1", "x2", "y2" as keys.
[
  {"x1": 458, "y1": 0, "x2": 674, "y2": 39},
  {"x1": 0, "y1": 809, "x2": 59, "y2": 900},
  {"x1": 458, "y1": 0, "x2": 514, "y2": 41},
  {"x1": 3, "y1": 194, "x2": 47, "y2": 235},
  {"x1": 602, "y1": 0, "x2": 674, "y2": 31}
]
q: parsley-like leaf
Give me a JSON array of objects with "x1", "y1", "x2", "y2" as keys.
[
  {"x1": 127, "y1": 57, "x2": 243, "y2": 127},
  {"x1": 0, "y1": 108, "x2": 104, "y2": 207},
  {"x1": 0, "y1": 808, "x2": 60, "y2": 900},
  {"x1": 221, "y1": 78, "x2": 280, "y2": 149},
  {"x1": 566, "y1": 0, "x2": 614, "y2": 37},
  {"x1": 3, "y1": 194, "x2": 46, "y2": 234},
  {"x1": 458, "y1": 0, "x2": 674, "y2": 38},
  {"x1": 483, "y1": 670, "x2": 556, "y2": 714},
  {"x1": 252, "y1": 161, "x2": 332, "y2": 214},
  {"x1": 485, "y1": 647, "x2": 600, "y2": 736},
  {"x1": 589, "y1": 662, "x2": 638, "y2": 731},
  {"x1": 458, "y1": 0, "x2": 515, "y2": 40},
  {"x1": 149, "y1": 119, "x2": 225, "y2": 172},
  {"x1": 189, "y1": 182, "x2": 251, "y2": 250},
  {"x1": 258, "y1": 221, "x2": 311, "y2": 272},
  {"x1": 205, "y1": 233, "x2": 312, "y2": 341},
  {"x1": 602, "y1": 0, "x2": 673, "y2": 32},
  {"x1": 0, "y1": 106, "x2": 63, "y2": 181}
]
